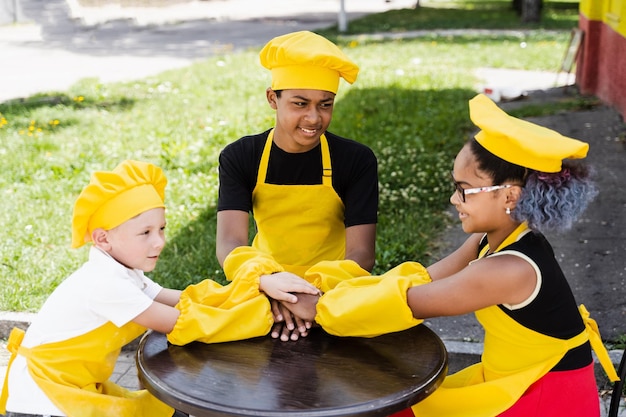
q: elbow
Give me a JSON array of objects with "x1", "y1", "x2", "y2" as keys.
[{"x1": 362, "y1": 257, "x2": 375, "y2": 272}]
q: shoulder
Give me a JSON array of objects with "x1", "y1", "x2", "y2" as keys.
[
  {"x1": 484, "y1": 231, "x2": 554, "y2": 288},
  {"x1": 325, "y1": 131, "x2": 374, "y2": 155},
  {"x1": 505, "y1": 230, "x2": 554, "y2": 259},
  {"x1": 221, "y1": 130, "x2": 270, "y2": 155},
  {"x1": 325, "y1": 131, "x2": 376, "y2": 158}
]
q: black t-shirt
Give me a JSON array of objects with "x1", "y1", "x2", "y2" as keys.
[{"x1": 218, "y1": 129, "x2": 378, "y2": 227}]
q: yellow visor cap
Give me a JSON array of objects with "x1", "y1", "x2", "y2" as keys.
[
  {"x1": 469, "y1": 94, "x2": 589, "y2": 172},
  {"x1": 260, "y1": 31, "x2": 359, "y2": 94},
  {"x1": 71, "y1": 160, "x2": 166, "y2": 248}
]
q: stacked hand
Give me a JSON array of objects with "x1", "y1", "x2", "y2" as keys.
[{"x1": 259, "y1": 272, "x2": 321, "y2": 341}]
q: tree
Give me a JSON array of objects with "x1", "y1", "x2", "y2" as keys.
[{"x1": 512, "y1": 0, "x2": 543, "y2": 23}]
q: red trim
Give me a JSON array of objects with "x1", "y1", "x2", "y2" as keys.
[{"x1": 577, "y1": 13, "x2": 626, "y2": 118}]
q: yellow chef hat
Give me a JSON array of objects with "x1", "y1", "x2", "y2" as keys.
[
  {"x1": 259, "y1": 30, "x2": 359, "y2": 94},
  {"x1": 469, "y1": 94, "x2": 589, "y2": 172},
  {"x1": 71, "y1": 160, "x2": 166, "y2": 248}
]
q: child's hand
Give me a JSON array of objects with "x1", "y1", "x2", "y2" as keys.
[
  {"x1": 259, "y1": 272, "x2": 320, "y2": 304},
  {"x1": 270, "y1": 300, "x2": 312, "y2": 341},
  {"x1": 280, "y1": 293, "x2": 319, "y2": 323}
]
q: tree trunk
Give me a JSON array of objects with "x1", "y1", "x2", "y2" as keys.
[{"x1": 521, "y1": 0, "x2": 542, "y2": 23}]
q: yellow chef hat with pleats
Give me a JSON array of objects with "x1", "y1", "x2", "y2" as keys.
[
  {"x1": 71, "y1": 160, "x2": 166, "y2": 248},
  {"x1": 469, "y1": 94, "x2": 589, "y2": 172},
  {"x1": 259, "y1": 31, "x2": 359, "y2": 94}
]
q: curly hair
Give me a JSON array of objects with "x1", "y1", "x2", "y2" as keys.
[
  {"x1": 469, "y1": 139, "x2": 598, "y2": 233},
  {"x1": 512, "y1": 163, "x2": 598, "y2": 232}
]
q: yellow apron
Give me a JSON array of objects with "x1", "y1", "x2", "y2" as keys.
[
  {"x1": 409, "y1": 304, "x2": 616, "y2": 417},
  {"x1": 251, "y1": 129, "x2": 346, "y2": 278},
  {"x1": 1, "y1": 323, "x2": 173, "y2": 417}
]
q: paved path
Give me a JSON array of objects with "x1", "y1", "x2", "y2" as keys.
[{"x1": 0, "y1": 0, "x2": 418, "y2": 102}]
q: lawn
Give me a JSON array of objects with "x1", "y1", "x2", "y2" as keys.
[{"x1": 0, "y1": 0, "x2": 580, "y2": 311}]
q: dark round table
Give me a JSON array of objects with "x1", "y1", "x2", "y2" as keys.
[{"x1": 137, "y1": 325, "x2": 447, "y2": 417}]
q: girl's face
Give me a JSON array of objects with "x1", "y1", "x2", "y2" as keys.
[
  {"x1": 267, "y1": 88, "x2": 335, "y2": 153},
  {"x1": 450, "y1": 144, "x2": 512, "y2": 234},
  {"x1": 105, "y1": 207, "x2": 166, "y2": 272}
]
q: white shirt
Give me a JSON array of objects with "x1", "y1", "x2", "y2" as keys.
[{"x1": 6, "y1": 247, "x2": 162, "y2": 415}]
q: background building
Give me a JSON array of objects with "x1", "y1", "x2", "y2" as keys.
[{"x1": 577, "y1": 0, "x2": 626, "y2": 119}]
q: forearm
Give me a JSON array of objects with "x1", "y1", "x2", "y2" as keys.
[
  {"x1": 154, "y1": 288, "x2": 182, "y2": 307},
  {"x1": 132, "y1": 301, "x2": 181, "y2": 334},
  {"x1": 344, "y1": 249, "x2": 375, "y2": 272},
  {"x1": 216, "y1": 210, "x2": 250, "y2": 267},
  {"x1": 345, "y1": 224, "x2": 376, "y2": 272},
  {"x1": 427, "y1": 233, "x2": 481, "y2": 281},
  {"x1": 216, "y1": 239, "x2": 243, "y2": 267}
]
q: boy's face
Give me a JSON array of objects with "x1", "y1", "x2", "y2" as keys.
[
  {"x1": 267, "y1": 88, "x2": 335, "y2": 153},
  {"x1": 105, "y1": 207, "x2": 166, "y2": 272}
]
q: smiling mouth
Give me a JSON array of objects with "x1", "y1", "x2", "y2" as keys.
[{"x1": 300, "y1": 127, "x2": 317, "y2": 134}]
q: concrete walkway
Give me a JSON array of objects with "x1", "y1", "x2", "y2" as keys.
[{"x1": 0, "y1": 0, "x2": 418, "y2": 102}]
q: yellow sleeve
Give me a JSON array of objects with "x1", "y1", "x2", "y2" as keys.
[
  {"x1": 304, "y1": 259, "x2": 370, "y2": 292},
  {"x1": 223, "y1": 246, "x2": 284, "y2": 282},
  {"x1": 315, "y1": 262, "x2": 432, "y2": 338},
  {"x1": 167, "y1": 277, "x2": 273, "y2": 346}
]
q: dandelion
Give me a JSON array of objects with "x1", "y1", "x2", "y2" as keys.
[{"x1": 73, "y1": 96, "x2": 85, "y2": 102}]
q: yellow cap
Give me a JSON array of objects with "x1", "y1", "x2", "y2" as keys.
[
  {"x1": 469, "y1": 94, "x2": 589, "y2": 172},
  {"x1": 71, "y1": 160, "x2": 166, "y2": 248},
  {"x1": 259, "y1": 31, "x2": 359, "y2": 94}
]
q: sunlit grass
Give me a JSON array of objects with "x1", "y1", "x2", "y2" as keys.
[{"x1": 0, "y1": 5, "x2": 576, "y2": 311}]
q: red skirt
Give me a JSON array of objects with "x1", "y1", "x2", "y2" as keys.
[
  {"x1": 388, "y1": 363, "x2": 599, "y2": 417},
  {"x1": 497, "y1": 363, "x2": 599, "y2": 417}
]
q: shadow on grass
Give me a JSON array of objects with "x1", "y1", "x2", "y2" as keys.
[
  {"x1": 0, "y1": 92, "x2": 135, "y2": 114},
  {"x1": 154, "y1": 85, "x2": 476, "y2": 287},
  {"x1": 0, "y1": 92, "x2": 136, "y2": 137}
]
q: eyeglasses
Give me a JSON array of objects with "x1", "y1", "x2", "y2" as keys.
[{"x1": 451, "y1": 172, "x2": 513, "y2": 203}]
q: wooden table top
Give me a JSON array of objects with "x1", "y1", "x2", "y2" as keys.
[{"x1": 137, "y1": 325, "x2": 447, "y2": 417}]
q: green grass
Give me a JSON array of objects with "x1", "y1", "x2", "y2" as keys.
[
  {"x1": 0, "y1": 0, "x2": 579, "y2": 311},
  {"x1": 319, "y1": 0, "x2": 580, "y2": 34}
]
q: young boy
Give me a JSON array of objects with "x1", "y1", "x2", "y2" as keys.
[
  {"x1": 1, "y1": 160, "x2": 319, "y2": 417},
  {"x1": 216, "y1": 31, "x2": 379, "y2": 341}
]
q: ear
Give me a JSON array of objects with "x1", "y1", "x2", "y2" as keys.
[
  {"x1": 91, "y1": 228, "x2": 112, "y2": 251},
  {"x1": 505, "y1": 185, "x2": 523, "y2": 210},
  {"x1": 266, "y1": 88, "x2": 278, "y2": 110}
]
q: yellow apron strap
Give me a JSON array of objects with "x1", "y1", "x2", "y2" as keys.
[
  {"x1": 478, "y1": 222, "x2": 529, "y2": 258},
  {"x1": 256, "y1": 130, "x2": 333, "y2": 187},
  {"x1": 579, "y1": 304, "x2": 619, "y2": 382},
  {"x1": 0, "y1": 327, "x2": 26, "y2": 414},
  {"x1": 256, "y1": 129, "x2": 274, "y2": 185},
  {"x1": 320, "y1": 134, "x2": 332, "y2": 187}
]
